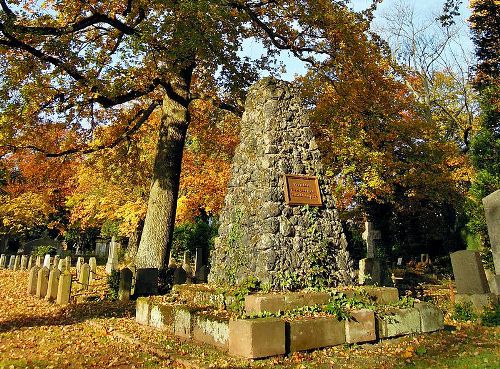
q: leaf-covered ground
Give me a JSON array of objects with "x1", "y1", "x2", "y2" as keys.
[{"x1": 0, "y1": 268, "x2": 499, "y2": 369}]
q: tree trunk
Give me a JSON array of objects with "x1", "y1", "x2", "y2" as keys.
[
  {"x1": 125, "y1": 219, "x2": 144, "y2": 262},
  {"x1": 135, "y1": 93, "x2": 189, "y2": 269}
]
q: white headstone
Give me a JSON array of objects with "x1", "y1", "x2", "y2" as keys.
[
  {"x1": 43, "y1": 254, "x2": 52, "y2": 269},
  {"x1": 105, "y1": 236, "x2": 120, "y2": 274}
]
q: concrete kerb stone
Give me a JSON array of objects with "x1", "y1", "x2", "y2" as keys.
[
  {"x1": 414, "y1": 302, "x2": 444, "y2": 332},
  {"x1": 229, "y1": 318, "x2": 285, "y2": 359},
  {"x1": 345, "y1": 309, "x2": 376, "y2": 344},
  {"x1": 136, "y1": 297, "x2": 152, "y2": 325},
  {"x1": 286, "y1": 316, "x2": 345, "y2": 352},
  {"x1": 245, "y1": 291, "x2": 330, "y2": 315},
  {"x1": 376, "y1": 308, "x2": 421, "y2": 339},
  {"x1": 149, "y1": 303, "x2": 175, "y2": 332},
  {"x1": 193, "y1": 313, "x2": 230, "y2": 349}
]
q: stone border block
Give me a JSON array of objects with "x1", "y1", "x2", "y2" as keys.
[
  {"x1": 149, "y1": 303, "x2": 175, "y2": 332},
  {"x1": 455, "y1": 293, "x2": 498, "y2": 312},
  {"x1": 345, "y1": 309, "x2": 376, "y2": 343},
  {"x1": 193, "y1": 314, "x2": 230, "y2": 349},
  {"x1": 376, "y1": 308, "x2": 421, "y2": 338},
  {"x1": 286, "y1": 317, "x2": 345, "y2": 352},
  {"x1": 173, "y1": 307, "x2": 194, "y2": 339},
  {"x1": 414, "y1": 302, "x2": 444, "y2": 332},
  {"x1": 229, "y1": 318, "x2": 285, "y2": 359},
  {"x1": 136, "y1": 297, "x2": 151, "y2": 325},
  {"x1": 245, "y1": 291, "x2": 331, "y2": 314}
]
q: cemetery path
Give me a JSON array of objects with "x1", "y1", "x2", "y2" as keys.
[{"x1": 1, "y1": 268, "x2": 499, "y2": 369}]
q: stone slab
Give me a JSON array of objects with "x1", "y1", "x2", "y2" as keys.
[
  {"x1": 173, "y1": 307, "x2": 194, "y2": 339},
  {"x1": 286, "y1": 317, "x2": 345, "y2": 352},
  {"x1": 136, "y1": 297, "x2": 151, "y2": 325},
  {"x1": 229, "y1": 318, "x2": 285, "y2": 359},
  {"x1": 345, "y1": 309, "x2": 376, "y2": 343},
  {"x1": 193, "y1": 314, "x2": 230, "y2": 349},
  {"x1": 450, "y1": 250, "x2": 490, "y2": 294},
  {"x1": 376, "y1": 308, "x2": 421, "y2": 338},
  {"x1": 134, "y1": 268, "x2": 158, "y2": 296},
  {"x1": 483, "y1": 190, "x2": 500, "y2": 273},
  {"x1": 414, "y1": 302, "x2": 444, "y2": 333},
  {"x1": 245, "y1": 291, "x2": 330, "y2": 314}
]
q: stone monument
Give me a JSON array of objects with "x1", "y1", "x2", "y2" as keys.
[
  {"x1": 105, "y1": 236, "x2": 120, "y2": 274},
  {"x1": 483, "y1": 190, "x2": 500, "y2": 294},
  {"x1": 210, "y1": 78, "x2": 353, "y2": 289}
]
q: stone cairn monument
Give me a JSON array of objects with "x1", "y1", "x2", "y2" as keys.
[{"x1": 210, "y1": 78, "x2": 354, "y2": 289}]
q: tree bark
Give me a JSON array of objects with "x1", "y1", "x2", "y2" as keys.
[
  {"x1": 134, "y1": 93, "x2": 189, "y2": 269},
  {"x1": 125, "y1": 218, "x2": 144, "y2": 262}
]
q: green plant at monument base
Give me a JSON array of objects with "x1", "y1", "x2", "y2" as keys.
[
  {"x1": 107, "y1": 269, "x2": 120, "y2": 300},
  {"x1": 480, "y1": 302, "x2": 500, "y2": 327},
  {"x1": 452, "y1": 301, "x2": 478, "y2": 322},
  {"x1": 228, "y1": 275, "x2": 261, "y2": 313}
]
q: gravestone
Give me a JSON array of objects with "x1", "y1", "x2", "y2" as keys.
[
  {"x1": 57, "y1": 270, "x2": 72, "y2": 305},
  {"x1": 182, "y1": 251, "x2": 193, "y2": 276},
  {"x1": 8, "y1": 255, "x2": 15, "y2": 270},
  {"x1": 43, "y1": 254, "x2": 52, "y2": 269},
  {"x1": 13, "y1": 255, "x2": 21, "y2": 271},
  {"x1": 27, "y1": 265, "x2": 41, "y2": 295},
  {"x1": 194, "y1": 247, "x2": 204, "y2": 277},
  {"x1": 105, "y1": 236, "x2": 120, "y2": 274},
  {"x1": 397, "y1": 257, "x2": 403, "y2": 266},
  {"x1": 196, "y1": 265, "x2": 209, "y2": 283},
  {"x1": 52, "y1": 255, "x2": 60, "y2": 269},
  {"x1": 0, "y1": 254, "x2": 6, "y2": 269},
  {"x1": 450, "y1": 250, "x2": 490, "y2": 294},
  {"x1": 65, "y1": 256, "x2": 71, "y2": 270},
  {"x1": 78, "y1": 263, "x2": 90, "y2": 291},
  {"x1": 58, "y1": 258, "x2": 66, "y2": 272},
  {"x1": 134, "y1": 268, "x2": 158, "y2": 296},
  {"x1": 20, "y1": 255, "x2": 28, "y2": 270},
  {"x1": 89, "y1": 257, "x2": 97, "y2": 283},
  {"x1": 27, "y1": 255, "x2": 34, "y2": 270},
  {"x1": 46, "y1": 268, "x2": 61, "y2": 301},
  {"x1": 118, "y1": 267, "x2": 133, "y2": 301},
  {"x1": 95, "y1": 238, "x2": 109, "y2": 258},
  {"x1": 483, "y1": 190, "x2": 500, "y2": 294},
  {"x1": 362, "y1": 221, "x2": 381, "y2": 259},
  {"x1": 173, "y1": 267, "x2": 187, "y2": 285},
  {"x1": 210, "y1": 78, "x2": 353, "y2": 289},
  {"x1": 36, "y1": 266, "x2": 50, "y2": 298},
  {"x1": 35, "y1": 256, "x2": 42, "y2": 267},
  {"x1": 76, "y1": 257, "x2": 84, "y2": 278}
]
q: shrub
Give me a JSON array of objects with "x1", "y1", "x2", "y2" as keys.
[
  {"x1": 452, "y1": 301, "x2": 478, "y2": 322},
  {"x1": 481, "y1": 303, "x2": 500, "y2": 327},
  {"x1": 107, "y1": 269, "x2": 120, "y2": 300}
]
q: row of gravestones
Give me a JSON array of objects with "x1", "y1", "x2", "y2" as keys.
[{"x1": 27, "y1": 256, "x2": 99, "y2": 305}]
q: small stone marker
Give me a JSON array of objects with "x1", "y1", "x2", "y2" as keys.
[
  {"x1": 450, "y1": 250, "x2": 490, "y2": 294},
  {"x1": 182, "y1": 251, "x2": 193, "y2": 276},
  {"x1": 52, "y1": 255, "x2": 60, "y2": 269},
  {"x1": 78, "y1": 263, "x2": 90, "y2": 291},
  {"x1": 118, "y1": 267, "x2": 133, "y2": 301},
  {"x1": 43, "y1": 254, "x2": 52, "y2": 269},
  {"x1": 196, "y1": 265, "x2": 209, "y2": 283},
  {"x1": 76, "y1": 257, "x2": 84, "y2": 278},
  {"x1": 105, "y1": 236, "x2": 120, "y2": 274},
  {"x1": 27, "y1": 255, "x2": 34, "y2": 270},
  {"x1": 46, "y1": 267, "x2": 61, "y2": 301},
  {"x1": 397, "y1": 257, "x2": 403, "y2": 266},
  {"x1": 89, "y1": 257, "x2": 97, "y2": 283},
  {"x1": 13, "y1": 255, "x2": 21, "y2": 271},
  {"x1": 0, "y1": 254, "x2": 7, "y2": 269},
  {"x1": 20, "y1": 255, "x2": 28, "y2": 270},
  {"x1": 8, "y1": 255, "x2": 15, "y2": 270},
  {"x1": 27, "y1": 265, "x2": 41, "y2": 295},
  {"x1": 56, "y1": 270, "x2": 72, "y2": 305},
  {"x1": 35, "y1": 256, "x2": 42, "y2": 267},
  {"x1": 134, "y1": 268, "x2": 158, "y2": 296},
  {"x1": 362, "y1": 221, "x2": 381, "y2": 259},
  {"x1": 65, "y1": 256, "x2": 72, "y2": 270},
  {"x1": 194, "y1": 247, "x2": 203, "y2": 276},
  {"x1": 36, "y1": 266, "x2": 50, "y2": 298}
]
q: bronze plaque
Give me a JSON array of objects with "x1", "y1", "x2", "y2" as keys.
[{"x1": 283, "y1": 174, "x2": 322, "y2": 206}]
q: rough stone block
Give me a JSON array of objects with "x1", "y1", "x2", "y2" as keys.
[
  {"x1": 149, "y1": 303, "x2": 174, "y2": 332},
  {"x1": 135, "y1": 297, "x2": 151, "y2": 325},
  {"x1": 287, "y1": 317, "x2": 345, "y2": 352},
  {"x1": 284, "y1": 292, "x2": 330, "y2": 309},
  {"x1": 229, "y1": 318, "x2": 285, "y2": 359},
  {"x1": 345, "y1": 309, "x2": 376, "y2": 343},
  {"x1": 455, "y1": 293, "x2": 498, "y2": 312},
  {"x1": 193, "y1": 314, "x2": 230, "y2": 349},
  {"x1": 245, "y1": 294, "x2": 285, "y2": 314},
  {"x1": 376, "y1": 308, "x2": 421, "y2": 338},
  {"x1": 414, "y1": 302, "x2": 444, "y2": 332},
  {"x1": 367, "y1": 287, "x2": 399, "y2": 304},
  {"x1": 174, "y1": 307, "x2": 193, "y2": 339}
]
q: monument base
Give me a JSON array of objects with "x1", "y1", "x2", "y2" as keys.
[{"x1": 455, "y1": 293, "x2": 499, "y2": 312}]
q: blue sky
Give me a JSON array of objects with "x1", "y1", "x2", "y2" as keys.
[{"x1": 272, "y1": 0, "x2": 475, "y2": 80}]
